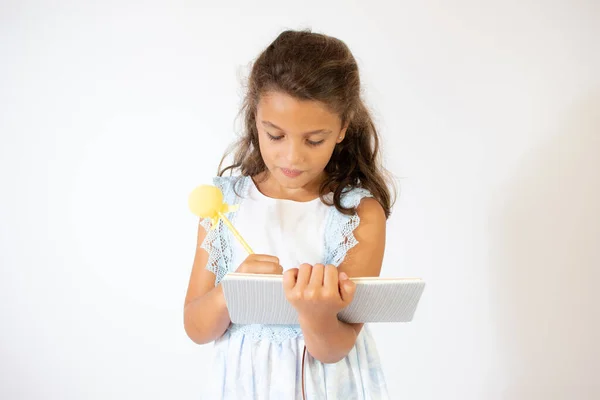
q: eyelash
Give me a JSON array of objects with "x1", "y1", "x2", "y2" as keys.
[{"x1": 266, "y1": 133, "x2": 324, "y2": 147}]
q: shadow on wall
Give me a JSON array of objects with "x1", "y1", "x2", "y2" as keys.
[{"x1": 489, "y1": 92, "x2": 600, "y2": 400}]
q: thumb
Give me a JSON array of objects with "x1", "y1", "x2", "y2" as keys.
[
  {"x1": 283, "y1": 268, "x2": 299, "y2": 292},
  {"x1": 338, "y1": 273, "x2": 356, "y2": 304}
]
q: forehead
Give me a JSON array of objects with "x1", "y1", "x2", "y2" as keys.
[{"x1": 257, "y1": 91, "x2": 341, "y2": 131}]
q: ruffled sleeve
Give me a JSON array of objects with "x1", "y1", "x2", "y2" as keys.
[
  {"x1": 323, "y1": 187, "x2": 374, "y2": 267},
  {"x1": 199, "y1": 176, "x2": 244, "y2": 285}
]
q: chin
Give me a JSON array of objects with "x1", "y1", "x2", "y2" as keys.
[
  {"x1": 275, "y1": 176, "x2": 308, "y2": 189},
  {"x1": 274, "y1": 170, "x2": 312, "y2": 188}
]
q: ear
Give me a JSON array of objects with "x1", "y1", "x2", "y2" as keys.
[{"x1": 337, "y1": 123, "x2": 349, "y2": 143}]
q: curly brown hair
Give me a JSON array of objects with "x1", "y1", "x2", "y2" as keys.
[{"x1": 218, "y1": 29, "x2": 396, "y2": 218}]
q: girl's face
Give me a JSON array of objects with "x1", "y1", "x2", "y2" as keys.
[{"x1": 255, "y1": 91, "x2": 347, "y2": 191}]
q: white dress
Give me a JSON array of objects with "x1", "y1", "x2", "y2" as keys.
[{"x1": 201, "y1": 176, "x2": 389, "y2": 399}]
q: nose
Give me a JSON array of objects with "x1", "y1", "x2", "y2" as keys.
[{"x1": 284, "y1": 140, "x2": 304, "y2": 166}]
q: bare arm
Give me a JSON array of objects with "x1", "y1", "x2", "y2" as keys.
[
  {"x1": 183, "y1": 221, "x2": 283, "y2": 344},
  {"x1": 299, "y1": 307, "x2": 359, "y2": 364},
  {"x1": 183, "y1": 221, "x2": 231, "y2": 345},
  {"x1": 294, "y1": 198, "x2": 387, "y2": 363}
]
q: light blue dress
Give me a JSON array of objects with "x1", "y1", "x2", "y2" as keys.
[{"x1": 200, "y1": 175, "x2": 389, "y2": 399}]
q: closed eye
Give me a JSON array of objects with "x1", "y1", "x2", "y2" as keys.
[{"x1": 266, "y1": 132, "x2": 325, "y2": 147}]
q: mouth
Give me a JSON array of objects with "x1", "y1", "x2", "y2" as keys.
[{"x1": 280, "y1": 168, "x2": 303, "y2": 178}]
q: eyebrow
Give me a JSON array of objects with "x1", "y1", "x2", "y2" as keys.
[{"x1": 261, "y1": 121, "x2": 332, "y2": 136}]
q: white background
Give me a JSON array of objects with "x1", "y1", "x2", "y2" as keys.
[{"x1": 1, "y1": 1, "x2": 599, "y2": 399}]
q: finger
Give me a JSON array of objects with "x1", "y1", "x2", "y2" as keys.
[
  {"x1": 249, "y1": 254, "x2": 280, "y2": 264},
  {"x1": 308, "y1": 264, "x2": 325, "y2": 287},
  {"x1": 323, "y1": 265, "x2": 339, "y2": 290},
  {"x1": 247, "y1": 261, "x2": 283, "y2": 274},
  {"x1": 283, "y1": 268, "x2": 298, "y2": 292},
  {"x1": 295, "y1": 263, "x2": 312, "y2": 289},
  {"x1": 264, "y1": 263, "x2": 284, "y2": 274},
  {"x1": 267, "y1": 262, "x2": 283, "y2": 275},
  {"x1": 265, "y1": 262, "x2": 283, "y2": 274},
  {"x1": 339, "y1": 277, "x2": 356, "y2": 304}
]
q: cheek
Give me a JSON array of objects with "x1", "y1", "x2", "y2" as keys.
[
  {"x1": 312, "y1": 145, "x2": 337, "y2": 168},
  {"x1": 310, "y1": 146, "x2": 333, "y2": 171},
  {"x1": 257, "y1": 137, "x2": 276, "y2": 164}
]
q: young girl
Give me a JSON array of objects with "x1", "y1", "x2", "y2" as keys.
[{"x1": 184, "y1": 29, "x2": 395, "y2": 399}]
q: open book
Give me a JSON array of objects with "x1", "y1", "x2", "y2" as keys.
[{"x1": 221, "y1": 273, "x2": 425, "y2": 324}]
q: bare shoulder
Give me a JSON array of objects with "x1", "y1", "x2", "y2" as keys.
[
  {"x1": 356, "y1": 197, "x2": 386, "y2": 225},
  {"x1": 338, "y1": 197, "x2": 387, "y2": 334},
  {"x1": 338, "y1": 197, "x2": 387, "y2": 278}
]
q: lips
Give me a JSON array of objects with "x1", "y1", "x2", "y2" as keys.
[{"x1": 280, "y1": 168, "x2": 303, "y2": 178}]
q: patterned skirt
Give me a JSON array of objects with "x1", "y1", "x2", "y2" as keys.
[{"x1": 204, "y1": 325, "x2": 389, "y2": 399}]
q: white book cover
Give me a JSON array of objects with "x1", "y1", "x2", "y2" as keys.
[{"x1": 221, "y1": 273, "x2": 426, "y2": 325}]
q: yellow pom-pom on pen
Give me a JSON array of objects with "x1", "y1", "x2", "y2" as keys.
[
  {"x1": 188, "y1": 185, "x2": 227, "y2": 219},
  {"x1": 188, "y1": 185, "x2": 253, "y2": 255}
]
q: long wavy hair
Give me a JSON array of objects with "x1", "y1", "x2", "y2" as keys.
[{"x1": 219, "y1": 29, "x2": 396, "y2": 218}]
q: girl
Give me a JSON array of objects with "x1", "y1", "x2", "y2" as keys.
[{"x1": 184, "y1": 29, "x2": 395, "y2": 399}]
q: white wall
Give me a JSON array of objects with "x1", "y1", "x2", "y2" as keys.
[{"x1": 1, "y1": 1, "x2": 598, "y2": 399}]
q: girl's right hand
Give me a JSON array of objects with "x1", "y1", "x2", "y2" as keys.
[{"x1": 235, "y1": 254, "x2": 283, "y2": 274}]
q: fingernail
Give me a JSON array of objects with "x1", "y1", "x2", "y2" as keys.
[{"x1": 339, "y1": 272, "x2": 348, "y2": 280}]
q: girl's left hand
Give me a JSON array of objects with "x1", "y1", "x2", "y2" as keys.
[{"x1": 283, "y1": 263, "x2": 356, "y2": 321}]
